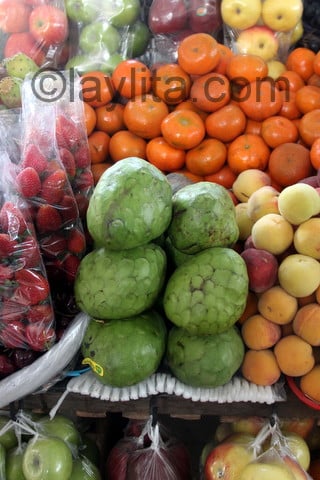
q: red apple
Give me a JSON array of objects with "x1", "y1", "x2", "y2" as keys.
[{"x1": 29, "y1": 5, "x2": 68, "y2": 47}]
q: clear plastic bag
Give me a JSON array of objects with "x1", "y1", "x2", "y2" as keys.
[
  {"x1": 0, "y1": 0, "x2": 70, "y2": 108},
  {"x1": 19, "y1": 74, "x2": 87, "y2": 293},
  {"x1": 0, "y1": 151, "x2": 56, "y2": 360},
  {"x1": 221, "y1": 0, "x2": 304, "y2": 63},
  {"x1": 65, "y1": 0, "x2": 151, "y2": 74},
  {"x1": 146, "y1": 0, "x2": 222, "y2": 64},
  {"x1": 106, "y1": 415, "x2": 192, "y2": 480}
]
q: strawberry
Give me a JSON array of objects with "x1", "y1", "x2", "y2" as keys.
[
  {"x1": 18, "y1": 235, "x2": 41, "y2": 268},
  {"x1": 12, "y1": 268, "x2": 50, "y2": 305},
  {"x1": 16, "y1": 167, "x2": 41, "y2": 198},
  {"x1": 67, "y1": 227, "x2": 86, "y2": 255},
  {"x1": 0, "y1": 353, "x2": 16, "y2": 377},
  {"x1": 73, "y1": 143, "x2": 90, "y2": 169},
  {"x1": 59, "y1": 148, "x2": 76, "y2": 179},
  {"x1": 0, "y1": 233, "x2": 17, "y2": 257},
  {"x1": 25, "y1": 323, "x2": 55, "y2": 351},
  {"x1": 40, "y1": 169, "x2": 67, "y2": 204},
  {"x1": 21, "y1": 144, "x2": 48, "y2": 174},
  {"x1": 62, "y1": 254, "x2": 80, "y2": 283},
  {"x1": 27, "y1": 303, "x2": 54, "y2": 325},
  {"x1": 1, "y1": 299, "x2": 27, "y2": 323},
  {"x1": 0, "y1": 320, "x2": 26, "y2": 349},
  {"x1": 74, "y1": 193, "x2": 89, "y2": 218},
  {"x1": 74, "y1": 170, "x2": 94, "y2": 192},
  {"x1": 59, "y1": 195, "x2": 79, "y2": 224},
  {"x1": 36, "y1": 204, "x2": 62, "y2": 234},
  {"x1": 0, "y1": 202, "x2": 28, "y2": 235},
  {"x1": 56, "y1": 115, "x2": 82, "y2": 151},
  {"x1": 0, "y1": 264, "x2": 15, "y2": 281},
  {"x1": 40, "y1": 233, "x2": 67, "y2": 258}
]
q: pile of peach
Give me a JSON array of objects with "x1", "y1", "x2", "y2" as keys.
[{"x1": 233, "y1": 168, "x2": 320, "y2": 403}]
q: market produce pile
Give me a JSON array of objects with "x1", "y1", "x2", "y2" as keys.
[{"x1": 1, "y1": 0, "x2": 320, "y2": 409}]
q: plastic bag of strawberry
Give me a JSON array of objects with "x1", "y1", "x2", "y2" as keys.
[
  {"x1": 0, "y1": 150, "x2": 56, "y2": 378},
  {"x1": 0, "y1": 0, "x2": 70, "y2": 109},
  {"x1": 53, "y1": 70, "x2": 95, "y2": 221},
  {"x1": 18, "y1": 74, "x2": 88, "y2": 299}
]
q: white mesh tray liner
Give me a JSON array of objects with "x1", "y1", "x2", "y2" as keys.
[{"x1": 65, "y1": 371, "x2": 286, "y2": 404}]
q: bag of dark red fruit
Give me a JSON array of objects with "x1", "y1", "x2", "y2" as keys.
[
  {"x1": 19, "y1": 74, "x2": 88, "y2": 297},
  {"x1": 0, "y1": 150, "x2": 56, "y2": 379}
]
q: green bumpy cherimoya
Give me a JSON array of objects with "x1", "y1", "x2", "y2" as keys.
[
  {"x1": 81, "y1": 310, "x2": 167, "y2": 387},
  {"x1": 167, "y1": 181, "x2": 239, "y2": 254},
  {"x1": 86, "y1": 157, "x2": 173, "y2": 250},
  {"x1": 163, "y1": 247, "x2": 249, "y2": 335},
  {"x1": 74, "y1": 243, "x2": 167, "y2": 320},
  {"x1": 166, "y1": 325, "x2": 245, "y2": 388}
]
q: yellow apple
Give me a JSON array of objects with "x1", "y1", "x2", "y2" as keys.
[
  {"x1": 204, "y1": 441, "x2": 255, "y2": 479},
  {"x1": 283, "y1": 432, "x2": 311, "y2": 471},
  {"x1": 262, "y1": 0, "x2": 303, "y2": 32},
  {"x1": 236, "y1": 26, "x2": 279, "y2": 62},
  {"x1": 267, "y1": 60, "x2": 286, "y2": 80},
  {"x1": 221, "y1": 0, "x2": 262, "y2": 30},
  {"x1": 239, "y1": 461, "x2": 295, "y2": 480},
  {"x1": 290, "y1": 19, "x2": 303, "y2": 45},
  {"x1": 282, "y1": 455, "x2": 309, "y2": 480}
]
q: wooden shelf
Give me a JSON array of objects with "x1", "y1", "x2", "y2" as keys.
[{"x1": 13, "y1": 387, "x2": 320, "y2": 420}]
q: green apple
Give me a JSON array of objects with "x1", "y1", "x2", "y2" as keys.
[
  {"x1": 100, "y1": 53, "x2": 125, "y2": 73},
  {"x1": 262, "y1": 0, "x2": 303, "y2": 32},
  {"x1": 69, "y1": 456, "x2": 101, "y2": 479},
  {"x1": 22, "y1": 436, "x2": 73, "y2": 480},
  {"x1": 239, "y1": 461, "x2": 296, "y2": 480},
  {"x1": 122, "y1": 20, "x2": 151, "y2": 58},
  {"x1": 109, "y1": 0, "x2": 140, "y2": 28},
  {"x1": 221, "y1": 0, "x2": 262, "y2": 30},
  {"x1": 66, "y1": 54, "x2": 103, "y2": 75},
  {"x1": 38, "y1": 415, "x2": 81, "y2": 449},
  {"x1": 0, "y1": 416, "x2": 17, "y2": 450},
  {"x1": 65, "y1": 0, "x2": 100, "y2": 24},
  {"x1": 6, "y1": 445, "x2": 27, "y2": 480},
  {"x1": 79, "y1": 21, "x2": 121, "y2": 55}
]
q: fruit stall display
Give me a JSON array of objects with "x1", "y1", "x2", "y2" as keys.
[{"x1": 2, "y1": 0, "x2": 320, "y2": 478}]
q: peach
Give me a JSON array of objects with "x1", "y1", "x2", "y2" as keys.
[
  {"x1": 247, "y1": 185, "x2": 280, "y2": 223},
  {"x1": 293, "y1": 303, "x2": 320, "y2": 346},
  {"x1": 235, "y1": 202, "x2": 255, "y2": 241},
  {"x1": 300, "y1": 365, "x2": 320, "y2": 403},
  {"x1": 241, "y1": 314, "x2": 282, "y2": 349},
  {"x1": 274, "y1": 335, "x2": 315, "y2": 377},
  {"x1": 278, "y1": 254, "x2": 320, "y2": 298},
  {"x1": 257, "y1": 285, "x2": 298, "y2": 325},
  {"x1": 237, "y1": 291, "x2": 259, "y2": 325},
  {"x1": 294, "y1": 218, "x2": 320, "y2": 260},
  {"x1": 241, "y1": 349, "x2": 281, "y2": 386},
  {"x1": 240, "y1": 247, "x2": 278, "y2": 293},
  {"x1": 278, "y1": 183, "x2": 320, "y2": 225},
  {"x1": 251, "y1": 213, "x2": 294, "y2": 255},
  {"x1": 232, "y1": 169, "x2": 272, "y2": 203}
]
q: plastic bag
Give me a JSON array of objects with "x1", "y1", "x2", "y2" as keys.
[
  {"x1": 237, "y1": 415, "x2": 313, "y2": 480},
  {"x1": 146, "y1": 0, "x2": 222, "y2": 64},
  {"x1": 0, "y1": 151, "x2": 56, "y2": 360},
  {"x1": 0, "y1": 0, "x2": 69, "y2": 108},
  {"x1": 19, "y1": 72, "x2": 88, "y2": 295},
  {"x1": 65, "y1": 0, "x2": 151, "y2": 75},
  {"x1": 106, "y1": 415, "x2": 192, "y2": 479},
  {"x1": 0, "y1": 312, "x2": 90, "y2": 407},
  {"x1": 221, "y1": 0, "x2": 304, "y2": 63}
]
